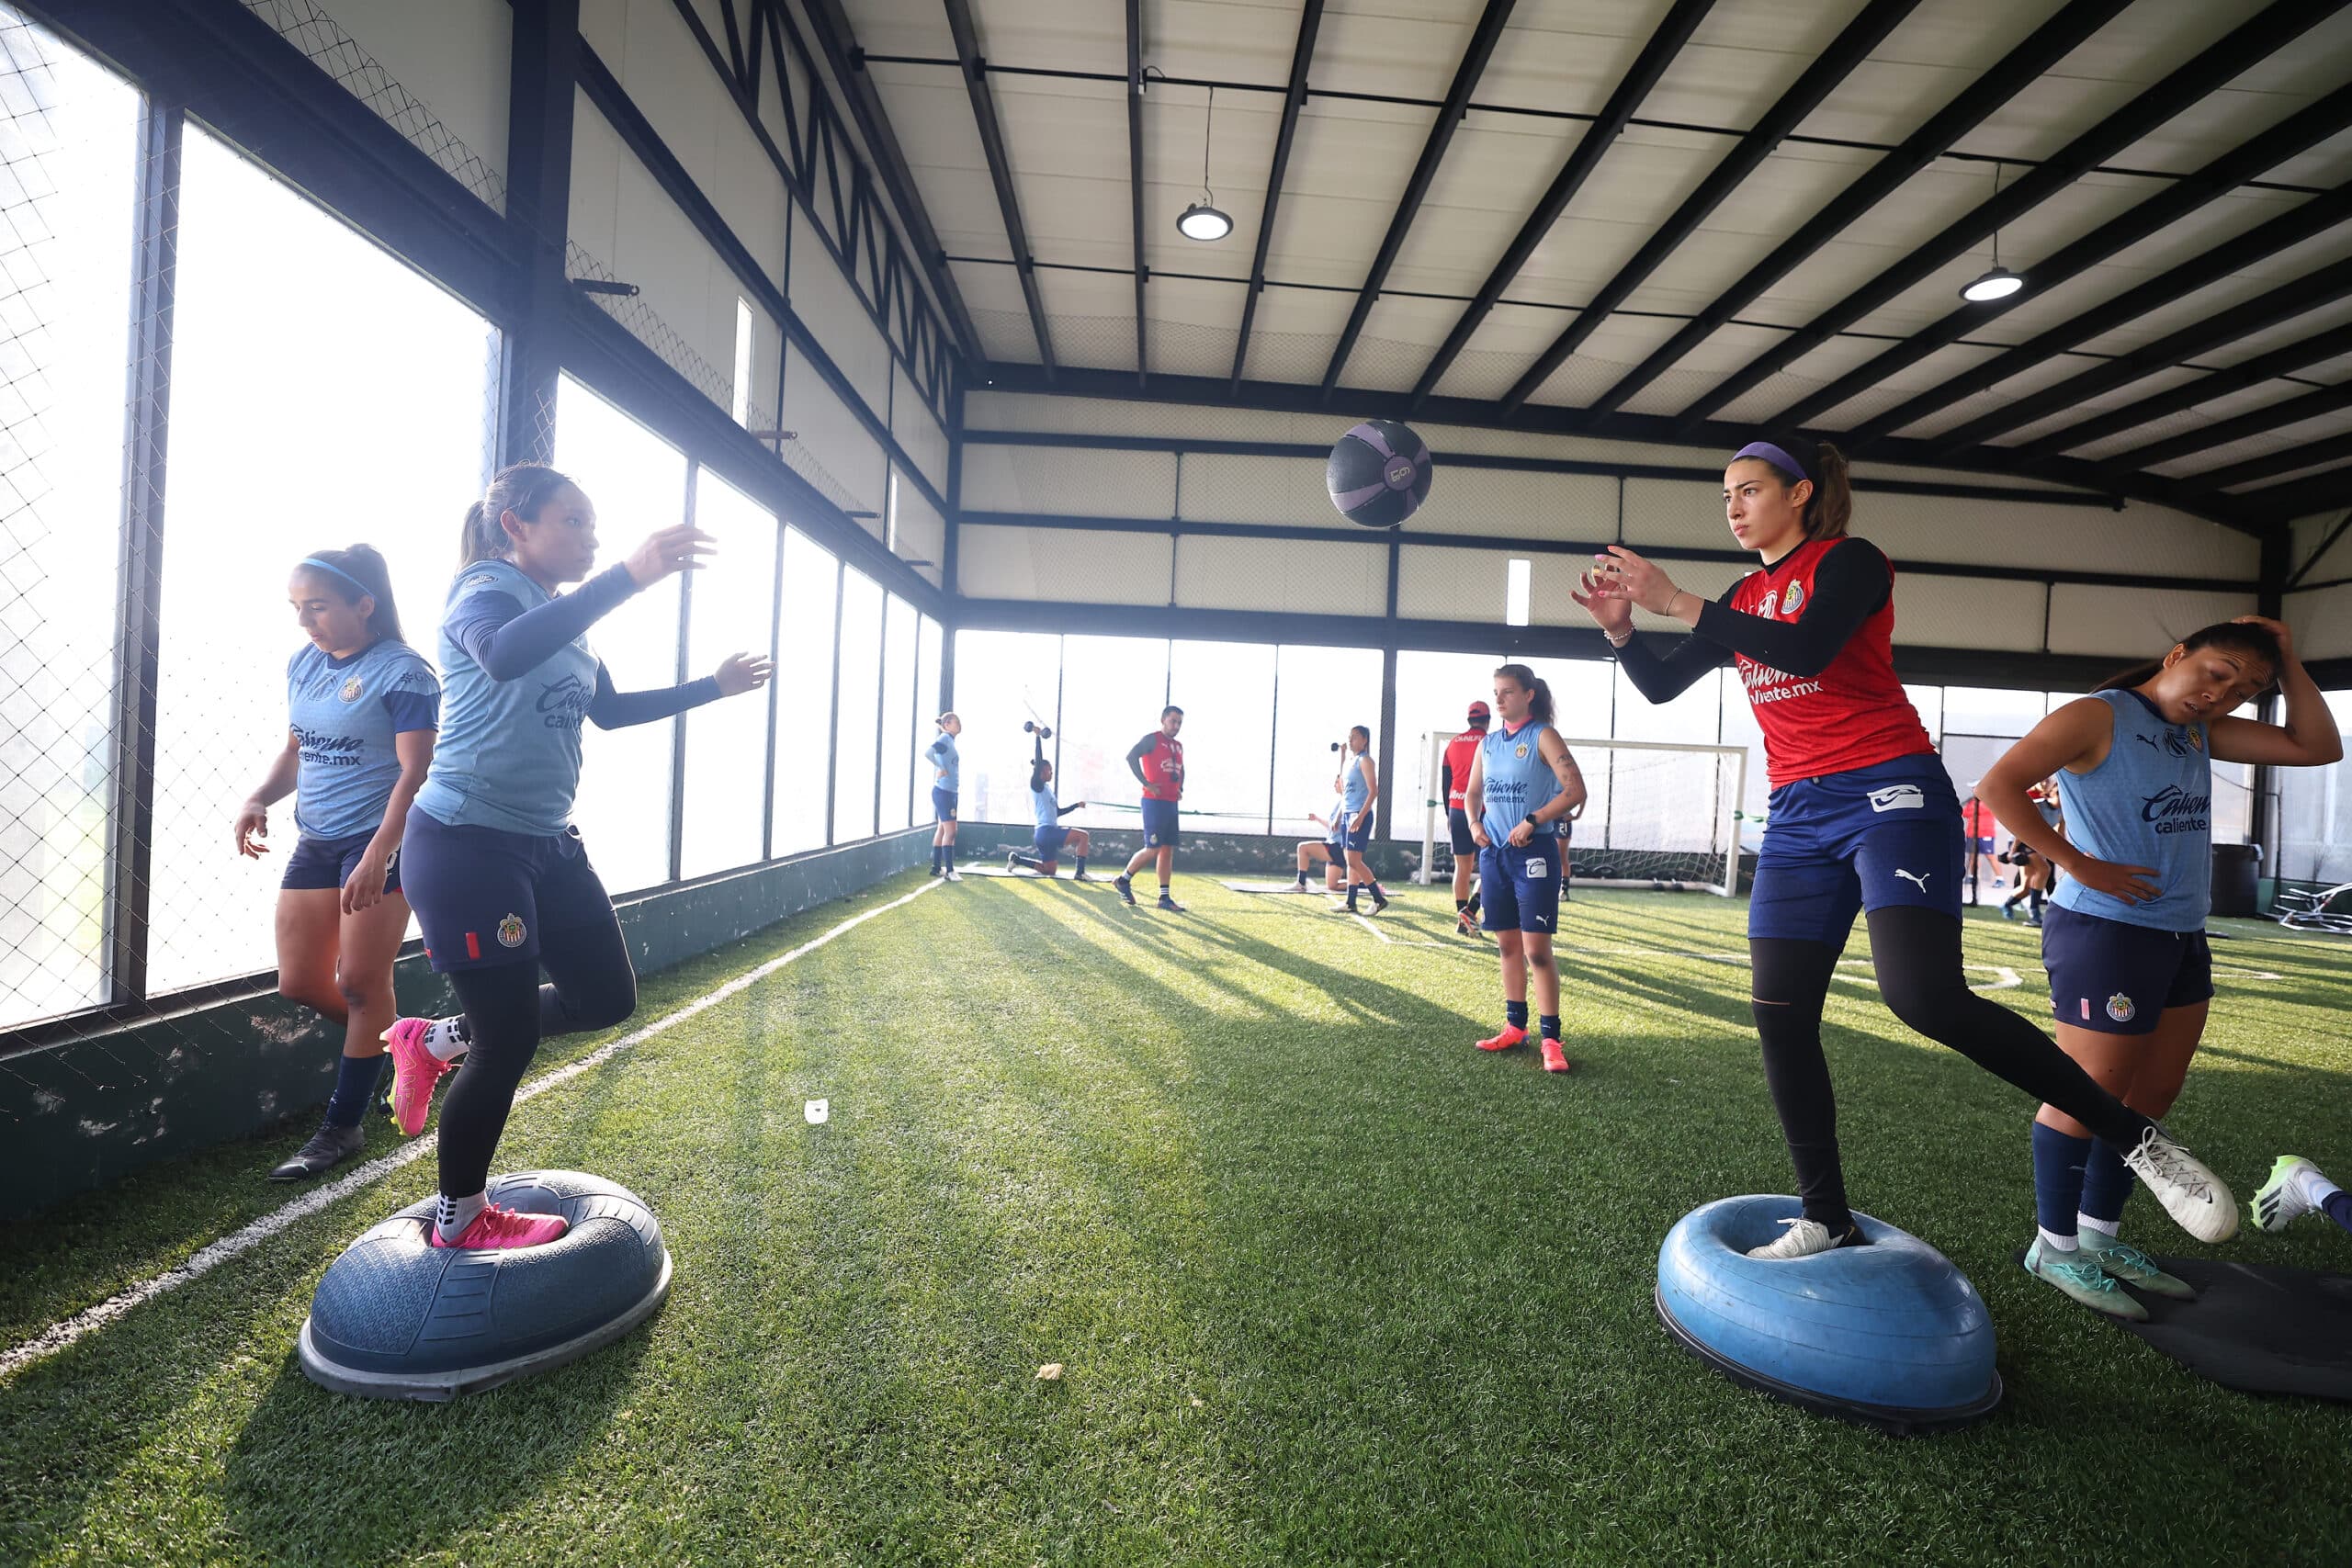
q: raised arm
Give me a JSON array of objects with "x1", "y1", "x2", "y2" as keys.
[
  {"x1": 448, "y1": 565, "x2": 641, "y2": 682},
  {"x1": 588, "y1": 661, "x2": 721, "y2": 730},
  {"x1": 2208, "y1": 617, "x2": 2344, "y2": 767}
]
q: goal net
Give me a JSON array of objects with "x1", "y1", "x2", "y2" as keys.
[{"x1": 1417, "y1": 732, "x2": 1747, "y2": 897}]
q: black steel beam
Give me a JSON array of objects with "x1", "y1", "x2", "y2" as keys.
[
  {"x1": 1318, "y1": 0, "x2": 1518, "y2": 397},
  {"x1": 1408, "y1": 0, "x2": 1716, "y2": 409},
  {"x1": 1924, "y1": 254, "x2": 2352, "y2": 456},
  {"x1": 1799, "y1": 84, "x2": 2352, "y2": 437},
  {"x1": 1675, "y1": 0, "x2": 2345, "y2": 434},
  {"x1": 1498, "y1": 0, "x2": 1921, "y2": 416},
  {"x1": 1590, "y1": 0, "x2": 2123, "y2": 423},
  {"x1": 2015, "y1": 321, "x2": 2352, "y2": 459},
  {"x1": 800, "y1": 0, "x2": 987, "y2": 367},
  {"x1": 2237, "y1": 467, "x2": 2352, "y2": 525},
  {"x1": 1126, "y1": 0, "x2": 1147, "y2": 386},
  {"x1": 2286, "y1": 507, "x2": 2352, "y2": 588},
  {"x1": 1229, "y1": 0, "x2": 1324, "y2": 389},
  {"x1": 2098, "y1": 380, "x2": 2352, "y2": 474},
  {"x1": 971, "y1": 357, "x2": 2271, "y2": 533},
  {"x1": 2178, "y1": 434, "x2": 2352, "y2": 493},
  {"x1": 943, "y1": 0, "x2": 1057, "y2": 376},
  {"x1": 499, "y1": 0, "x2": 580, "y2": 466}
]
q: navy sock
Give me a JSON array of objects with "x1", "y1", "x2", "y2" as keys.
[
  {"x1": 2078, "y1": 1136, "x2": 2136, "y2": 1226},
  {"x1": 2032, "y1": 1122, "x2": 2091, "y2": 1237},
  {"x1": 2324, "y1": 1190, "x2": 2352, "y2": 1236},
  {"x1": 931, "y1": 847, "x2": 942, "y2": 873},
  {"x1": 2029, "y1": 887, "x2": 2044, "y2": 919},
  {"x1": 1297, "y1": 868, "x2": 1311, "y2": 886},
  {"x1": 1074, "y1": 855, "x2": 1086, "y2": 875},
  {"x1": 323, "y1": 1053, "x2": 385, "y2": 1129},
  {"x1": 1505, "y1": 1000, "x2": 1528, "y2": 1032},
  {"x1": 1466, "y1": 893, "x2": 1482, "y2": 917},
  {"x1": 1539, "y1": 1014, "x2": 1559, "y2": 1040},
  {"x1": 944, "y1": 843, "x2": 956, "y2": 872}
]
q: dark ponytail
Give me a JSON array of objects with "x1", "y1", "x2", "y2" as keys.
[
  {"x1": 297, "y1": 544, "x2": 404, "y2": 646},
  {"x1": 1029, "y1": 758, "x2": 1050, "y2": 793},
  {"x1": 1494, "y1": 663, "x2": 1555, "y2": 725},
  {"x1": 2097, "y1": 620, "x2": 2283, "y2": 695},
  {"x1": 1746, "y1": 432, "x2": 1853, "y2": 541},
  {"x1": 460, "y1": 462, "x2": 575, "y2": 568}
]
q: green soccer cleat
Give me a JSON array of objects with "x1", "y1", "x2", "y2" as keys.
[
  {"x1": 2023, "y1": 1236, "x2": 2149, "y2": 1321},
  {"x1": 2077, "y1": 1233, "x2": 2196, "y2": 1300},
  {"x1": 2252, "y1": 1155, "x2": 2324, "y2": 1233}
]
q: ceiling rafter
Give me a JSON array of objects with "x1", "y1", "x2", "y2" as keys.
[
  {"x1": 1317, "y1": 0, "x2": 1519, "y2": 400},
  {"x1": 1497, "y1": 0, "x2": 1924, "y2": 418},
  {"x1": 1406, "y1": 0, "x2": 1718, "y2": 411},
  {"x1": 1126, "y1": 0, "x2": 1146, "y2": 387},
  {"x1": 2176, "y1": 432, "x2": 2352, "y2": 492},
  {"x1": 1796, "y1": 83, "x2": 2352, "y2": 438},
  {"x1": 1670, "y1": 0, "x2": 2345, "y2": 434},
  {"x1": 2237, "y1": 468, "x2": 2352, "y2": 525},
  {"x1": 1229, "y1": 0, "x2": 1323, "y2": 390},
  {"x1": 1587, "y1": 0, "x2": 2127, "y2": 422},
  {"x1": 2097, "y1": 380, "x2": 2352, "y2": 474},
  {"x1": 2014, "y1": 320, "x2": 2352, "y2": 459},
  {"x1": 941, "y1": 0, "x2": 1056, "y2": 378}
]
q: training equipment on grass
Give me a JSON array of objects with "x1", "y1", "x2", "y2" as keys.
[
  {"x1": 1327, "y1": 420, "x2": 1432, "y2": 528},
  {"x1": 298, "y1": 1168, "x2": 671, "y2": 1401},
  {"x1": 1221, "y1": 880, "x2": 1312, "y2": 894},
  {"x1": 2029, "y1": 1249, "x2": 2352, "y2": 1403},
  {"x1": 1655, "y1": 1195, "x2": 2001, "y2": 1435},
  {"x1": 1414, "y1": 733, "x2": 1747, "y2": 894}
]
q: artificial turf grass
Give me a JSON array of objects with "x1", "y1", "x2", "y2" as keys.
[{"x1": 1, "y1": 879, "x2": 2348, "y2": 1564}]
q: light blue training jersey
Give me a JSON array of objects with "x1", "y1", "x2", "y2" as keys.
[
  {"x1": 2051, "y1": 689, "x2": 2212, "y2": 933},
  {"x1": 1478, "y1": 719, "x2": 1566, "y2": 842},
  {"x1": 413, "y1": 558, "x2": 601, "y2": 836},
  {"x1": 927, "y1": 732, "x2": 960, "y2": 792},
  {"x1": 286, "y1": 640, "x2": 440, "y2": 839},
  {"x1": 1032, "y1": 785, "x2": 1062, "y2": 832},
  {"x1": 1341, "y1": 750, "x2": 1371, "y2": 817}
]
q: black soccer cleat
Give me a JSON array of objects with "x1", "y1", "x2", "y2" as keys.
[
  {"x1": 270, "y1": 1121, "x2": 366, "y2": 1181},
  {"x1": 1114, "y1": 874, "x2": 1137, "y2": 906}
]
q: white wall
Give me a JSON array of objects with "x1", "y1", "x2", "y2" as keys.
[{"x1": 2285, "y1": 510, "x2": 2352, "y2": 663}]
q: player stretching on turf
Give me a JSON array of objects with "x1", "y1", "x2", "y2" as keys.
[
  {"x1": 1980, "y1": 617, "x2": 2337, "y2": 1318},
  {"x1": 379, "y1": 463, "x2": 772, "y2": 1250},
  {"x1": 236, "y1": 546, "x2": 439, "y2": 1180},
  {"x1": 1336, "y1": 725, "x2": 1390, "y2": 915},
  {"x1": 1464, "y1": 665, "x2": 1585, "y2": 1075},
  {"x1": 1576, "y1": 432, "x2": 2237, "y2": 1258},
  {"x1": 1284, "y1": 766, "x2": 1349, "y2": 895},
  {"x1": 1442, "y1": 700, "x2": 1490, "y2": 937},
  {"x1": 1115, "y1": 705, "x2": 1186, "y2": 912},
  {"x1": 1009, "y1": 756, "x2": 1091, "y2": 879},
  {"x1": 927, "y1": 712, "x2": 963, "y2": 881}
]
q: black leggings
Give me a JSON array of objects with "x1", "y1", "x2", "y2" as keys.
[
  {"x1": 1751, "y1": 904, "x2": 2154, "y2": 1229},
  {"x1": 437, "y1": 913, "x2": 639, "y2": 1201}
]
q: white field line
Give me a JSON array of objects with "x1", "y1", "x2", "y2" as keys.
[{"x1": 0, "y1": 879, "x2": 939, "y2": 1383}]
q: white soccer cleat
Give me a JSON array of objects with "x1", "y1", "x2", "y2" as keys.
[
  {"x1": 2120, "y1": 1125, "x2": 2237, "y2": 1244},
  {"x1": 1745, "y1": 1217, "x2": 1848, "y2": 1260}
]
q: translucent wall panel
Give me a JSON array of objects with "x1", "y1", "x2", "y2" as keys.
[
  {"x1": 149, "y1": 127, "x2": 497, "y2": 992},
  {"x1": 878, "y1": 594, "x2": 917, "y2": 833},
  {"x1": 1272, "y1": 646, "x2": 1383, "y2": 837},
  {"x1": 679, "y1": 468, "x2": 777, "y2": 879},
  {"x1": 1168, "y1": 641, "x2": 1277, "y2": 834},
  {"x1": 1390, "y1": 649, "x2": 1510, "y2": 840},
  {"x1": 914, "y1": 614, "x2": 943, "y2": 821},
  {"x1": 1057, "y1": 636, "x2": 1171, "y2": 834},
  {"x1": 772, "y1": 529, "x2": 837, "y2": 855},
  {"x1": 949, "y1": 630, "x2": 1064, "y2": 822},
  {"x1": 831, "y1": 568, "x2": 884, "y2": 842}
]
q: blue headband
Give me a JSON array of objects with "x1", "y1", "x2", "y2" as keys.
[
  {"x1": 298, "y1": 557, "x2": 375, "y2": 599},
  {"x1": 1732, "y1": 441, "x2": 1811, "y2": 485}
]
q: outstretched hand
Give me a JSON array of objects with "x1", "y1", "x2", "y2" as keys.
[
  {"x1": 713, "y1": 652, "x2": 775, "y2": 696},
  {"x1": 1568, "y1": 568, "x2": 1633, "y2": 637},
  {"x1": 1582, "y1": 546, "x2": 1684, "y2": 616},
  {"x1": 624, "y1": 525, "x2": 716, "y2": 588}
]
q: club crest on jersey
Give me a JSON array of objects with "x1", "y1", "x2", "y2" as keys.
[
  {"x1": 2188, "y1": 728, "x2": 2204, "y2": 752},
  {"x1": 1513, "y1": 743, "x2": 1529, "y2": 760},
  {"x1": 496, "y1": 913, "x2": 527, "y2": 949},
  {"x1": 1781, "y1": 581, "x2": 1804, "y2": 615},
  {"x1": 1867, "y1": 784, "x2": 1925, "y2": 812},
  {"x1": 338, "y1": 675, "x2": 366, "y2": 703},
  {"x1": 2106, "y1": 993, "x2": 2135, "y2": 1024}
]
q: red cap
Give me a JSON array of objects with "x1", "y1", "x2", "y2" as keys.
[{"x1": 1467, "y1": 701, "x2": 1491, "y2": 720}]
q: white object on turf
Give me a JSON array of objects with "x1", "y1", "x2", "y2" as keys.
[
  {"x1": 2120, "y1": 1125, "x2": 2237, "y2": 1243},
  {"x1": 805, "y1": 1099, "x2": 829, "y2": 1125},
  {"x1": 1745, "y1": 1217, "x2": 1842, "y2": 1260}
]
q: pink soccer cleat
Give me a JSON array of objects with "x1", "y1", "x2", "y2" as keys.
[
  {"x1": 428, "y1": 1202, "x2": 570, "y2": 1250},
  {"x1": 381, "y1": 1017, "x2": 457, "y2": 1136},
  {"x1": 1476, "y1": 1023, "x2": 1528, "y2": 1053}
]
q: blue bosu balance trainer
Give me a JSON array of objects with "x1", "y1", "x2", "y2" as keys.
[
  {"x1": 299, "y1": 1169, "x2": 671, "y2": 1401},
  {"x1": 1655, "y1": 1195, "x2": 2001, "y2": 1434}
]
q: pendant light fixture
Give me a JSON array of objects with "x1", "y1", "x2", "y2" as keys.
[
  {"x1": 1177, "y1": 84, "x2": 1231, "y2": 242},
  {"x1": 1960, "y1": 159, "x2": 2025, "y2": 302}
]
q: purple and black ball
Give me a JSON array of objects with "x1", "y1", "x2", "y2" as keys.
[{"x1": 1327, "y1": 420, "x2": 1432, "y2": 529}]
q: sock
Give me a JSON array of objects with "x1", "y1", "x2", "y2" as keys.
[
  {"x1": 1505, "y1": 1000, "x2": 1528, "y2": 1032},
  {"x1": 2032, "y1": 1122, "x2": 2091, "y2": 1241},
  {"x1": 322, "y1": 1053, "x2": 384, "y2": 1129},
  {"x1": 1539, "y1": 1014, "x2": 1560, "y2": 1041},
  {"x1": 2322, "y1": 1190, "x2": 2352, "y2": 1236},
  {"x1": 1346, "y1": 882, "x2": 1362, "y2": 908},
  {"x1": 1455, "y1": 899, "x2": 1468, "y2": 913},
  {"x1": 1466, "y1": 892, "x2": 1481, "y2": 918},
  {"x1": 1159, "y1": 882, "x2": 1172, "y2": 897},
  {"x1": 931, "y1": 847, "x2": 942, "y2": 874},
  {"x1": 424, "y1": 1017, "x2": 469, "y2": 1063},
  {"x1": 1296, "y1": 868, "x2": 1310, "y2": 886},
  {"x1": 2076, "y1": 1213, "x2": 2120, "y2": 1241},
  {"x1": 2297, "y1": 1165, "x2": 2344, "y2": 1209},
  {"x1": 2037, "y1": 1226, "x2": 2080, "y2": 1254},
  {"x1": 435, "y1": 1190, "x2": 488, "y2": 1244},
  {"x1": 944, "y1": 843, "x2": 956, "y2": 872},
  {"x1": 2079, "y1": 1136, "x2": 2135, "y2": 1228},
  {"x1": 1011, "y1": 852, "x2": 1039, "y2": 869},
  {"x1": 1074, "y1": 854, "x2": 1087, "y2": 876},
  {"x1": 2029, "y1": 886, "x2": 2044, "y2": 919}
]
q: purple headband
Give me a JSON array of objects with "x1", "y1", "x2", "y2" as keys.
[
  {"x1": 299, "y1": 556, "x2": 375, "y2": 599},
  {"x1": 1732, "y1": 441, "x2": 1810, "y2": 485}
]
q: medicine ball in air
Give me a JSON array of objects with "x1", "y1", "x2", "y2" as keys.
[{"x1": 1328, "y1": 420, "x2": 1432, "y2": 528}]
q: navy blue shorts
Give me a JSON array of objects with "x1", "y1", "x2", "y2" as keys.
[
  {"x1": 1034, "y1": 825, "x2": 1069, "y2": 859},
  {"x1": 1140, "y1": 798, "x2": 1181, "y2": 849},
  {"x1": 1448, "y1": 807, "x2": 1476, "y2": 856},
  {"x1": 1749, "y1": 755, "x2": 1963, "y2": 944},
  {"x1": 1479, "y1": 838, "x2": 1565, "y2": 935},
  {"x1": 2041, "y1": 904, "x2": 2212, "y2": 1034},
  {"x1": 401, "y1": 807, "x2": 615, "y2": 972},
  {"x1": 282, "y1": 831, "x2": 401, "y2": 895},
  {"x1": 1337, "y1": 813, "x2": 1374, "y2": 853},
  {"x1": 932, "y1": 786, "x2": 957, "y2": 822}
]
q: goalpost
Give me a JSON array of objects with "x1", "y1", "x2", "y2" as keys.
[{"x1": 1417, "y1": 732, "x2": 1747, "y2": 897}]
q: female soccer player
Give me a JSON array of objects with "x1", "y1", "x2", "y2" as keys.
[
  {"x1": 927, "y1": 712, "x2": 963, "y2": 881},
  {"x1": 1997, "y1": 779, "x2": 2060, "y2": 925},
  {"x1": 1008, "y1": 757, "x2": 1091, "y2": 878},
  {"x1": 1336, "y1": 725, "x2": 1390, "y2": 915},
  {"x1": 1115, "y1": 705, "x2": 1186, "y2": 912},
  {"x1": 1463, "y1": 664, "x2": 1585, "y2": 1075},
  {"x1": 1575, "y1": 433, "x2": 2237, "y2": 1258},
  {"x1": 235, "y1": 546, "x2": 438, "y2": 1180},
  {"x1": 1980, "y1": 617, "x2": 2338, "y2": 1317},
  {"x1": 379, "y1": 463, "x2": 772, "y2": 1250},
  {"x1": 1282, "y1": 764, "x2": 1349, "y2": 895}
]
